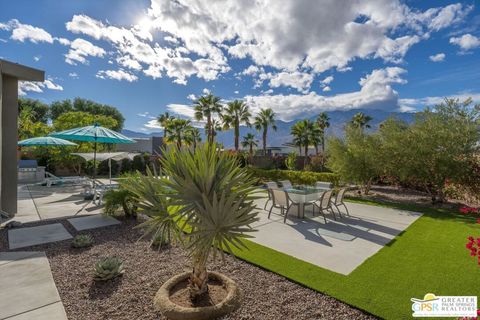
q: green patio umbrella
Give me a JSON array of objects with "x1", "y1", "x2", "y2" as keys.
[
  {"x1": 18, "y1": 136, "x2": 78, "y2": 146},
  {"x1": 50, "y1": 124, "x2": 135, "y2": 187}
]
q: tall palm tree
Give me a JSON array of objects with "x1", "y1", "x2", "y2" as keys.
[
  {"x1": 350, "y1": 112, "x2": 373, "y2": 130},
  {"x1": 157, "y1": 112, "x2": 175, "y2": 139},
  {"x1": 193, "y1": 94, "x2": 223, "y2": 144},
  {"x1": 290, "y1": 119, "x2": 321, "y2": 166},
  {"x1": 185, "y1": 127, "x2": 202, "y2": 152},
  {"x1": 221, "y1": 100, "x2": 251, "y2": 151},
  {"x1": 241, "y1": 133, "x2": 258, "y2": 156},
  {"x1": 316, "y1": 112, "x2": 330, "y2": 155},
  {"x1": 254, "y1": 108, "x2": 277, "y2": 155},
  {"x1": 165, "y1": 119, "x2": 193, "y2": 148}
]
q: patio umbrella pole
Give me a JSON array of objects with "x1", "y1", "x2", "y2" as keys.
[{"x1": 93, "y1": 139, "x2": 97, "y2": 191}]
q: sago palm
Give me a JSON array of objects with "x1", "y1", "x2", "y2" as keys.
[
  {"x1": 193, "y1": 94, "x2": 223, "y2": 144},
  {"x1": 254, "y1": 108, "x2": 277, "y2": 155},
  {"x1": 222, "y1": 100, "x2": 251, "y2": 151}
]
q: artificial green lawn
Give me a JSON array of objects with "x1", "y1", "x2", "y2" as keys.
[{"x1": 231, "y1": 199, "x2": 480, "y2": 320}]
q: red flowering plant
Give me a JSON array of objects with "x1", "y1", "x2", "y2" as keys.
[
  {"x1": 459, "y1": 309, "x2": 480, "y2": 320},
  {"x1": 460, "y1": 206, "x2": 479, "y2": 215}
]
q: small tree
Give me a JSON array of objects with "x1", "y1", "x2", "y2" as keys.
[
  {"x1": 327, "y1": 126, "x2": 381, "y2": 194},
  {"x1": 285, "y1": 152, "x2": 297, "y2": 170}
]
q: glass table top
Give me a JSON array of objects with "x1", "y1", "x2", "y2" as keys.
[{"x1": 283, "y1": 185, "x2": 330, "y2": 195}]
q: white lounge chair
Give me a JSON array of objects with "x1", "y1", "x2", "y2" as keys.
[{"x1": 45, "y1": 172, "x2": 88, "y2": 187}]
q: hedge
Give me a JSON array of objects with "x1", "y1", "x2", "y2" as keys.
[{"x1": 248, "y1": 168, "x2": 339, "y2": 186}]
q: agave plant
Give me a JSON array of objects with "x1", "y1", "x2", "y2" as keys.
[
  {"x1": 71, "y1": 234, "x2": 94, "y2": 248},
  {"x1": 128, "y1": 143, "x2": 259, "y2": 300},
  {"x1": 93, "y1": 257, "x2": 124, "y2": 281}
]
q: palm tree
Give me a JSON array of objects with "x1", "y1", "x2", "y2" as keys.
[
  {"x1": 290, "y1": 119, "x2": 321, "y2": 166},
  {"x1": 254, "y1": 108, "x2": 277, "y2": 155},
  {"x1": 165, "y1": 119, "x2": 192, "y2": 148},
  {"x1": 157, "y1": 112, "x2": 175, "y2": 139},
  {"x1": 241, "y1": 133, "x2": 258, "y2": 156},
  {"x1": 193, "y1": 94, "x2": 223, "y2": 144},
  {"x1": 124, "y1": 144, "x2": 258, "y2": 301},
  {"x1": 186, "y1": 127, "x2": 202, "y2": 152},
  {"x1": 350, "y1": 112, "x2": 373, "y2": 130},
  {"x1": 221, "y1": 100, "x2": 251, "y2": 151},
  {"x1": 316, "y1": 112, "x2": 330, "y2": 155}
]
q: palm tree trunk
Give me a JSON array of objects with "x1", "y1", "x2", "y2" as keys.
[
  {"x1": 234, "y1": 121, "x2": 239, "y2": 151},
  {"x1": 321, "y1": 135, "x2": 325, "y2": 171},
  {"x1": 207, "y1": 115, "x2": 212, "y2": 145},
  {"x1": 304, "y1": 145, "x2": 308, "y2": 168},
  {"x1": 263, "y1": 129, "x2": 267, "y2": 156},
  {"x1": 190, "y1": 252, "x2": 209, "y2": 301},
  {"x1": 249, "y1": 144, "x2": 253, "y2": 155}
]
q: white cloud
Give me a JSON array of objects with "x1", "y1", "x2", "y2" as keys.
[
  {"x1": 187, "y1": 94, "x2": 196, "y2": 100},
  {"x1": 137, "y1": 112, "x2": 150, "y2": 117},
  {"x1": 68, "y1": 72, "x2": 79, "y2": 79},
  {"x1": 262, "y1": 71, "x2": 314, "y2": 93},
  {"x1": 65, "y1": 38, "x2": 106, "y2": 65},
  {"x1": 2, "y1": 19, "x2": 54, "y2": 43},
  {"x1": 240, "y1": 65, "x2": 263, "y2": 76},
  {"x1": 116, "y1": 55, "x2": 142, "y2": 71},
  {"x1": 321, "y1": 76, "x2": 334, "y2": 85},
  {"x1": 55, "y1": 37, "x2": 71, "y2": 46},
  {"x1": 202, "y1": 88, "x2": 211, "y2": 95},
  {"x1": 148, "y1": 0, "x2": 469, "y2": 75},
  {"x1": 18, "y1": 78, "x2": 63, "y2": 95},
  {"x1": 33, "y1": 56, "x2": 41, "y2": 62},
  {"x1": 243, "y1": 67, "x2": 407, "y2": 121},
  {"x1": 429, "y1": 53, "x2": 445, "y2": 62},
  {"x1": 449, "y1": 34, "x2": 480, "y2": 51},
  {"x1": 96, "y1": 69, "x2": 138, "y2": 82},
  {"x1": 144, "y1": 119, "x2": 162, "y2": 129},
  {"x1": 399, "y1": 92, "x2": 480, "y2": 109},
  {"x1": 234, "y1": 90, "x2": 239, "y2": 94},
  {"x1": 322, "y1": 86, "x2": 331, "y2": 92}
]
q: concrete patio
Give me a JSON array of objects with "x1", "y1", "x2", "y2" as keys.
[
  {"x1": 13, "y1": 184, "x2": 103, "y2": 224},
  {"x1": 252, "y1": 196, "x2": 422, "y2": 275}
]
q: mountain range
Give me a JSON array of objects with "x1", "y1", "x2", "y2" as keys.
[{"x1": 123, "y1": 109, "x2": 416, "y2": 148}]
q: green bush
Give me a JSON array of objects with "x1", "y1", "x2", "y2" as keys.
[
  {"x1": 103, "y1": 189, "x2": 138, "y2": 218},
  {"x1": 248, "y1": 167, "x2": 339, "y2": 186}
]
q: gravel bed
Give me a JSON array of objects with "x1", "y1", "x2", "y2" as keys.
[{"x1": 0, "y1": 218, "x2": 376, "y2": 320}]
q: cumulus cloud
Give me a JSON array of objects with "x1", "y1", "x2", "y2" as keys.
[
  {"x1": 0, "y1": 19, "x2": 54, "y2": 43},
  {"x1": 96, "y1": 69, "x2": 138, "y2": 82},
  {"x1": 322, "y1": 86, "x2": 331, "y2": 92},
  {"x1": 399, "y1": 92, "x2": 480, "y2": 110},
  {"x1": 429, "y1": 53, "x2": 446, "y2": 62},
  {"x1": 65, "y1": 38, "x2": 106, "y2": 65},
  {"x1": 148, "y1": 0, "x2": 469, "y2": 75},
  {"x1": 18, "y1": 78, "x2": 63, "y2": 95},
  {"x1": 243, "y1": 67, "x2": 408, "y2": 121},
  {"x1": 449, "y1": 34, "x2": 480, "y2": 51}
]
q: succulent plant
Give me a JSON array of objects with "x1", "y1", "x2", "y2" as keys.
[
  {"x1": 93, "y1": 257, "x2": 124, "y2": 281},
  {"x1": 71, "y1": 234, "x2": 94, "y2": 248}
]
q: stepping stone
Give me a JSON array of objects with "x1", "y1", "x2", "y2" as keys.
[
  {"x1": 8, "y1": 223, "x2": 73, "y2": 249},
  {"x1": 68, "y1": 215, "x2": 121, "y2": 231},
  {"x1": 0, "y1": 252, "x2": 67, "y2": 320}
]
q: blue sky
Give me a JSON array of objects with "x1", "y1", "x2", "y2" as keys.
[{"x1": 0, "y1": 0, "x2": 479, "y2": 132}]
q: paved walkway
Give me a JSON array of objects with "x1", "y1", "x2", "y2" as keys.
[
  {"x1": 0, "y1": 252, "x2": 67, "y2": 320},
  {"x1": 6, "y1": 184, "x2": 103, "y2": 225},
  {"x1": 252, "y1": 196, "x2": 422, "y2": 275}
]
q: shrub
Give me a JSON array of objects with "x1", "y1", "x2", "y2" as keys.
[
  {"x1": 93, "y1": 257, "x2": 124, "y2": 281},
  {"x1": 103, "y1": 189, "x2": 138, "y2": 218},
  {"x1": 120, "y1": 158, "x2": 133, "y2": 174},
  {"x1": 71, "y1": 234, "x2": 94, "y2": 248},
  {"x1": 285, "y1": 152, "x2": 297, "y2": 170},
  {"x1": 248, "y1": 167, "x2": 339, "y2": 186}
]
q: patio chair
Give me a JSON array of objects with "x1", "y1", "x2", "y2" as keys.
[
  {"x1": 331, "y1": 187, "x2": 350, "y2": 217},
  {"x1": 45, "y1": 172, "x2": 87, "y2": 187},
  {"x1": 268, "y1": 188, "x2": 289, "y2": 220},
  {"x1": 93, "y1": 180, "x2": 119, "y2": 205},
  {"x1": 315, "y1": 181, "x2": 333, "y2": 190},
  {"x1": 264, "y1": 181, "x2": 279, "y2": 210},
  {"x1": 313, "y1": 189, "x2": 335, "y2": 223},
  {"x1": 280, "y1": 180, "x2": 292, "y2": 189}
]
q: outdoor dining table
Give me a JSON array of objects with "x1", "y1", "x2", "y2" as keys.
[{"x1": 284, "y1": 185, "x2": 331, "y2": 218}]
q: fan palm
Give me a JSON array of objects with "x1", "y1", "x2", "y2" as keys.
[
  {"x1": 316, "y1": 112, "x2": 330, "y2": 154},
  {"x1": 254, "y1": 108, "x2": 277, "y2": 155},
  {"x1": 193, "y1": 94, "x2": 223, "y2": 144},
  {"x1": 185, "y1": 127, "x2": 202, "y2": 152},
  {"x1": 221, "y1": 100, "x2": 251, "y2": 151},
  {"x1": 291, "y1": 120, "x2": 321, "y2": 166},
  {"x1": 241, "y1": 133, "x2": 258, "y2": 156},
  {"x1": 128, "y1": 144, "x2": 259, "y2": 300},
  {"x1": 165, "y1": 118, "x2": 193, "y2": 148},
  {"x1": 350, "y1": 112, "x2": 373, "y2": 130},
  {"x1": 157, "y1": 112, "x2": 175, "y2": 139}
]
